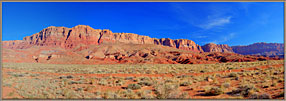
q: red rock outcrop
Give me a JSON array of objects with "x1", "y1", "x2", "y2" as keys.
[
  {"x1": 22, "y1": 25, "x2": 101, "y2": 49},
  {"x1": 154, "y1": 38, "x2": 204, "y2": 52},
  {"x1": 174, "y1": 39, "x2": 203, "y2": 52},
  {"x1": 231, "y1": 42, "x2": 284, "y2": 56},
  {"x1": 2, "y1": 40, "x2": 30, "y2": 49},
  {"x1": 202, "y1": 43, "x2": 234, "y2": 53},
  {"x1": 3, "y1": 25, "x2": 203, "y2": 52}
]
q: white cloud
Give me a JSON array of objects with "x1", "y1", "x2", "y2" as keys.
[
  {"x1": 169, "y1": 3, "x2": 233, "y2": 30},
  {"x1": 196, "y1": 35, "x2": 208, "y2": 38},
  {"x1": 199, "y1": 16, "x2": 232, "y2": 29},
  {"x1": 207, "y1": 33, "x2": 235, "y2": 44}
]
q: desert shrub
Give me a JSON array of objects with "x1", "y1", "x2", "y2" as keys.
[
  {"x1": 139, "y1": 90, "x2": 154, "y2": 99},
  {"x1": 7, "y1": 92, "x2": 15, "y2": 97},
  {"x1": 271, "y1": 76, "x2": 279, "y2": 80},
  {"x1": 68, "y1": 80, "x2": 83, "y2": 85},
  {"x1": 154, "y1": 83, "x2": 185, "y2": 99},
  {"x1": 205, "y1": 87, "x2": 224, "y2": 96},
  {"x1": 276, "y1": 92, "x2": 284, "y2": 98},
  {"x1": 125, "y1": 77, "x2": 134, "y2": 80},
  {"x1": 62, "y1": 88, "x2": 80, "y2": 99},
  {"x1": 115, "y1": 80, "x2": 123, "y2": 86},
  {"x1": 98, "y1": 80, "x2": 107, "y2": 86},
  {"x1": 261, "y1": 83, "x2": 270, "y2": 88},
  {"x1": 75, "y1": 87, "x2": 83, "y2": 91},
  {"x1": 205, "y1": 76, "x2": 214, "y2": 82},
  {"x1": 94, "y1": 91, "x2": 101, "y2": 96},
  {"x1": 139, "y1": 77, "x2": 150, "y2": 81},
  {"x1": 228, "y1": 73, "x2": 238, "y2": 77},
  {"x1": 120, "y1": 89, "x2": 138, "y2": 99},
  {"x1": 234, "y1": 77, "x2": 239, "y2": 80},
  {"x1": 59, "y1": 75, "x2": 73, "y2": 79},
  {"x1": 145, "y1": 70, "x2": 152, "y2": 74},
  {"x1": 30, "y1": 74, "x2": 40, "y2": 77},
  {"x1": 271, "y1": 82, "x2": 277, "y2": 87},
  {"x1": 221, "y1": 82, "x2": 230, "y2": 88},
  {"x1": 258, "y1": 93, "x2": 271, "y2": 99},
  {"x1": 127, "y1": 84, "x2": 141, "y2": 90},
  {"x1": 273, "y1": 72, "x2": 279, "y2": 75},
  {"x1": 230, "y1": 84, "x2": 259, "y2": 97},
  {"x1": 103, "y1": 91, "x2": 120, "y2": 99},
  {"x1": 179, "y1": 81, "x2": 191, "y2": 86},
  {"x1": 84, "y1": 86, "x2": 96, "y2": 92},
  {"x1": 278, "y1": 79, "x2": 283, "y2": 83},
  {"x1": 248, "y1": 93, "x2": 259, "y2": 99},
  {"x1": 227, "y1": 67, "x2": 235, "y2": 70},
  {"x1": 249, "y1": 93, "x2": 271, "y2": 99},
  {"x1": 179, "y1": 92, "x2": 189, "y2": 99},
  {"x1": 138, "y1": 81, "x2": 152, "y2": 86},
  {"x1": 176, "y1": 75, "x2": 189, "y2": 79},
  {"x1": 215, "y1": 74, "x2": 221, "y2": 77},
  {"x1": 164, "y1": 80, "x2": 173, "y2": 83},
  {"x1": 66, "y1": 75, "x2": 73, "y2": 79},
  {"x1": 12, "y1": 74, "x2": 24, "y2": 77}
]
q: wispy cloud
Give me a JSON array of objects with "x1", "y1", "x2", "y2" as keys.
[
  {"x1": 195, "y1": 35, "x2": 208, "y2": 38},
  {"x1": 169, "y1": 3, "x2": 233, "y2": 30},
  {"x1": 199, "y1": 16, "x2": 232, "y2": 29},
  {"x1": 205, "y1": 33, "x2": 235, "y2": 44}
]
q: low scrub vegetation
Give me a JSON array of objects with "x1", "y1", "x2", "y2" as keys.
[{"x1": 2, "y1": 60, "x2": 284, "y2": 99}]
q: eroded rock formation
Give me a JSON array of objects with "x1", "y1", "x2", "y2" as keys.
[
  {"x1": 3, "y1": 25, "x2": 203, "y2": 52},
  {"x1": 202, "y1": 43, "x2": 234, "y2": 53}
]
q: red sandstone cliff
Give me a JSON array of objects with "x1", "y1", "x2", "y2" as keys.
[
  {"x1": 201, "y1": 43, "x2": 234, "y2": 53},
  {"x1": 3, "y1": 25, "x2": 204, "y2": 52}
]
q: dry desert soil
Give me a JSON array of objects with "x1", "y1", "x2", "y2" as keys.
[{"x1": 2, "y1": 60, "x2": 284, "y2": 99}]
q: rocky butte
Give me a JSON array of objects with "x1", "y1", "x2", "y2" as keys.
[{"x1": 202, "y1": 43, "x2": 234, "y2": 53}]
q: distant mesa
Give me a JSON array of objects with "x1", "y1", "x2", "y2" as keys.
[
  {"x1": 231, "y1": 42, "x2": 284, "y2": 57},
  {"x1": 202, "y1": 43, "x2": 234, "y2": 53}
]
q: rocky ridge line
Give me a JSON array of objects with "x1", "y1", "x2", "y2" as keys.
[{"x1": 3, "y1": 25, "x2": 203, "y2": 52}]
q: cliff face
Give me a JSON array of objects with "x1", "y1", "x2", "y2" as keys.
[
  {"x1": 154, "y1": 38, "x2": 203, "y2": 52},
  {"x1": 202, "y1": 43, "x2": 234, "y2": 53},
  {"x1": 21, "y1": 25, "x2": 101, "y2": 49},
  {"x1": 3, "y1": 25, "x2": 284, "y2": 56},
  {"x1": 2, "y1": 40, "x2": 30, "y2": 49},
  {"x1": 3, "y1": 25, "x2": 204, "y2": 52},
  {"x1": 231, "y1": 42, "x2": 284, "y2": 56}
]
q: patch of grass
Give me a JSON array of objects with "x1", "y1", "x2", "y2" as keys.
[{"x1": 229, "y1": 84, "x2": 260, "y2": 97}]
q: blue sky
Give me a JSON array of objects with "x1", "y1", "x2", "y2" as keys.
[{"x1": 3, "y1": 2, "x2": 284, "y2": 46}]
